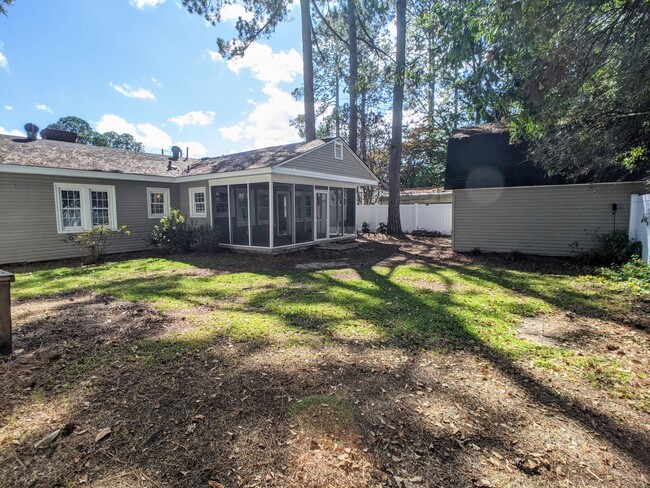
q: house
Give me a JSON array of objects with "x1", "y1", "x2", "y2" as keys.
[
  {"x1": 444, "y1": 124, "x2": 647, "y2": 256},
  {"x1": 0, "y1": 131, "x2": 378, "y2": 264}
]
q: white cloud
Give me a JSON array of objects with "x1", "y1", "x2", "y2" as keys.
[
  {"x1": 96, "y1": 114, "x2": 172, "y2": 152},
  {"x1": 220, "y1": 3, "x2": 254, "y2": 22},
  {"x1": 0, "y1": 126, "x2": 24, "y2": 137},
  {"x1": 168, "y1": 110, "x2": 215, "y2": 129},
  {"x1": 110, "y1": 82, "x2": 156, "y2": 100},
  {"x1": 35, "y1": 103, "x2": 52, "y2": 113},
  {"x1": 174, "y1": 141, "x2": 208, "y2": 158},
  {"x1": 214, "y1": 42, "x2": 302, "y2": 86},
  {"x1": 219, "y1": 84, "x2": 302, "y2": 148},
  {"x1": 130, "y1": 0, "x2": 165, "y2": 8},
  {"x1": 208, "y1": 50, "x2": 222, "y2": 62},
  {"x1": 0, "y1": 50, "x2": 7, "y2": 71},
  {"x1": 4, "y1": 105, "x2": 13, "y2": 110},
  {"x1": 151, "y1": 77, "x2": 161, "y2": 87}
]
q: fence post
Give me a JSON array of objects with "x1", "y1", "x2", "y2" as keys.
[
  {"x1": 0, "y1": 270, "x2": 15, "y2": 356},
  {"x1": 414, "y1": 203, "x2": 419, "y2": 230}
]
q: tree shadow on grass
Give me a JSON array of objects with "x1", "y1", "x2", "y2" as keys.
[{"x1": 2, "y1": 242, "x2": 649, "y2": 486}]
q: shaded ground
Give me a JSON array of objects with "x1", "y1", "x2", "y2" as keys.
[{"x1": 1, "y1": 235, "x2": 649, "y2": 487}]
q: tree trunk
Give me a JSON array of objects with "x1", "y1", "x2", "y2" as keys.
[
  {"x1": 301, "y1": 0, "x2": 316, "y2": 142},
  {"x1": 347, "y1": 0, "x2": 358, "y2": 153},
  {"x1": 360, "y1": 89, "x2": 367, "y2": 163},
  {"x1": 335, "y1": 71, "x2": 341, "y2": 138},
  {"x1": 388, "y1": 0, "x2": 406, "y2": 236},
  {"x1": 428, "y1": 33, "x2": 435, "y2": 127}
]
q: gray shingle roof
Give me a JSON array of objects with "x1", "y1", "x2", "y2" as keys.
[
  {"x1": 185, "y1": 139, "x2": 328, "y2": 175},
  {"x1": 0, "y1": 134, "x2": 330, "y2": 178}
]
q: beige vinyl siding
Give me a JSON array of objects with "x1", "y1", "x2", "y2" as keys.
[
  {"x1": 281, "y1": 141, "x2": 375, "y2": 181},
  {"x1": 452, "y1": 182, "x2": 645, "y2": 256},
  {"x1": 0, "y1": 173, "x2": 178, "y2": 264},
  {"x1": 178, "y1": 181, "x2": 211, "y2": 226}
]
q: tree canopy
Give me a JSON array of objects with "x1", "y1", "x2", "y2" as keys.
[{"x1": 47, "y1": 116, "x2": 144, "y2": 152}]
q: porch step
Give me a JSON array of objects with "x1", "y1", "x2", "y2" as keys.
[{"x1": 315, "y1": 241, "x2": 359, "y2": 251}]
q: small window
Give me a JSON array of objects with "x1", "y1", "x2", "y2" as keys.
[
  {"x1": 189, "y1": 187, "x2": 207, "y2": 218},
  {"x1": 334, "y1": 140, "x2": 343, "y2": 160},
  {"x1": 91, "y1": 190, "x2": 110, "y2": 226},
  {"x1": 147, "y1": 188, "x2": 170, "y2": 219},
  {"x1": 54, "y1": 183, "x2": 117, "y2": 233}
]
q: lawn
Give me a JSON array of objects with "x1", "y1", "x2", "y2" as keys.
[{"x1": 1, "y1": 236, "x2": 648, "y2": 487}]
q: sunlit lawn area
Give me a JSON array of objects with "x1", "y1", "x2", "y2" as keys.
[{"x1": 2, "y1": 239, "x2": 649, "y2": 487}]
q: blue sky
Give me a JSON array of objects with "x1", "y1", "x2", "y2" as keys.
[{"x1": 0, "y1": 0, "x2": 305, "y2": 156}]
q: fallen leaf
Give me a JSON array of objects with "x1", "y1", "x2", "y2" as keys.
[
  {"x1": 95, "y1": 427, "x2": 112, "y2": 443},
  {"x1": 208, "y1": 481, "x2": 225, "y2": 488},
  {"x1": 78, "y1": 474, "x2": 89, "y2": 484},
  {"x1": 34, "y1": 429, "x2": 61, "y2": 449}
]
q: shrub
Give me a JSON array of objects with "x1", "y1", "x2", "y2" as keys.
[
  {"x1": 149, "y1": 210, "x2": 195, "y2": 253},
  {"x1": 193, "y1": 225, "x2": 221, "y2": 253},
  {"x1": 593, "y1": 256, "x2": 650, "y2": 294},
  {"x1": 63, "y1": 225, "x2": 130, "y2": 263},
  {"x1": 361, "y1": 221, "x2": 371, "y2": 233},
  {"x1": 149, "y1": 209, "x2": 220, "y2": 254},
  {"x1": 376, "y1": 221, "x2": 388, "y2": 233},
  {"x1": 580, "y1": 230, "x2": 642, "y2": 266}
]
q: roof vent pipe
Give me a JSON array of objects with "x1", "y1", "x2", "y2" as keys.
[
  {"x1": 170, "y1": 146, "x2": 182, "y2": 161},
  {"x1": 24, "y1": 123, "x2": 39, "y2": 141},
  {"x1": 184, "y1": 147, "x2": 189, "y2": 161}
]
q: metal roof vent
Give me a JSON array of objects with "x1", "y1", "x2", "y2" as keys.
[
  {"x1": 40, "y1": 128, "x2": 77, "y2": 143},
  {"x1": 170, "y1": 146, "x2": 182, "y2": 161},
  {"x1": 24, "y1": 123, "x2": 39, "y2": 141}
]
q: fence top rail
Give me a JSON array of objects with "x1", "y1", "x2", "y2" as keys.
[{"x1": 0, "y1": 270, "x2": 15, "y2": 283}]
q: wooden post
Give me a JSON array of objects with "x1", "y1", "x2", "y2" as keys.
[{"x1": 0, "y1": 270, "x2": 15, "y2": 356}]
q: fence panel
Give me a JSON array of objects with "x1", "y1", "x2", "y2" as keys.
[
  {"x1": 629, "y1": 194, "x2": 650, "y2": 263},
  {"x1": 357, "y1": 203, "x2": 452, "y2": 235}
]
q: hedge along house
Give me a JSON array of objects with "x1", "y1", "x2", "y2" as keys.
[
  {"x1": 445, "y1": 124, "x2": 647, "y2": 256},
  {"x1": 0, "y1": 131, "x2": 378, "y2": 264}
]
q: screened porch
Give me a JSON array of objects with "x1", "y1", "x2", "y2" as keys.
[{"x1": 210, "y1": 182, "x2": 357, "y2": 250}]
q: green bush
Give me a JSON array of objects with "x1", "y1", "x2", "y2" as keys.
[
  {"x1": 63, "y1": 225, "x2": 130, "y2": 263},
  {"x1": 594, "y1": 256, "x2": 650, "y2": 294},
  {"x1": 149, "y1": 210, "x2": 220, "y2": 254},
  {"x1": 580, "y1": 230, "x2": 642, "y2": 265},
  {"x1": 376, "y1": 221, "x2": 388, "y2": 233},
  {"x1": 193, "y1": 225, "x2": 221, "y2": 253},
  {"x1": 361, "y1": 221, "x2": 371, "y2": 233}
]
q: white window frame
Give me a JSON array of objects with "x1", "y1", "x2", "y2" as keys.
[
  {"x1": 334, "y1": 140, "x2": 343, "y2": 160},
  {"x1": 54, "y1": 183, "x2": 117, "y2": 234},
  {"x1": 189, "y1": 187, "x2": 207, "y2": 218},
  {"x1": 147, "y1": 187, "x2": 170, "y2": 219}
]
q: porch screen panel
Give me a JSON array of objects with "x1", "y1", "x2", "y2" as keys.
[
  {"x1": 344, "y1": 188, "x2": 356, "y2": 234},
  {"x1": 211, "y1": 185, "x2": 230, "y2": 244},
  {"x1": 273, "y1": 183, "x2": 294, "y2": 246},
  {"x1": 329, "y1": 187, "x2": 343, "y2": 237},
  {"x1": 230, "y1": 184, "x2": 249, "y2": 245},
  {"x1": 250, "y1": 182, "x2": 270, "y2": 247},
  {"x1": 295, "y1": 184, "x2": 314, "y2": 243}
]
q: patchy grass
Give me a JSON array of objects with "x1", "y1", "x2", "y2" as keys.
[{"x1": 2, "y1": 238, "x2": 649, "y2": 487}]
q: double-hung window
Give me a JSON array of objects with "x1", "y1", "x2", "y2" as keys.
[
  {"x1": 334, "y1": 140, "x2": 343, "y2": 160},
  {"x1": 189, "y1": 187, "x2": 207, "y2": 218},
  {"x1": 147, "y1": 188, "x2": 170, "y2": 219},
  {"x1": 54, "y1": 183, "x2": 117, "y2": 233}
]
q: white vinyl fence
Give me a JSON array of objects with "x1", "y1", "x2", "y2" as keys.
[
  {"x1": 629, "y1": 194, "x2": 650, "y2": 263},
  {"x1": 357, "y1": 203, "x2": 452, "y2": 235}
]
